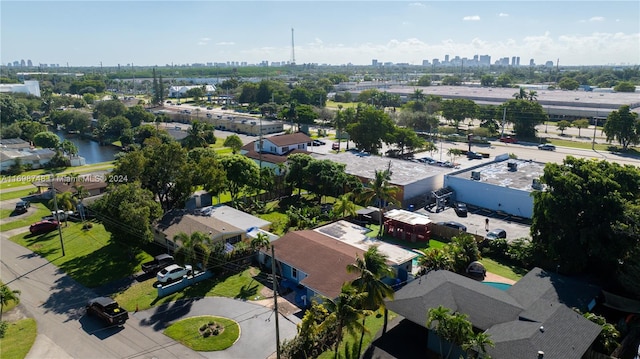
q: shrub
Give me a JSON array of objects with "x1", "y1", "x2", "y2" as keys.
[{"x1": 0, "y1": 321, "x2": 8, "y2": 338}]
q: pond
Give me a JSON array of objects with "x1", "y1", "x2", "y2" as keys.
[{"x1": 53, "y1": 129, "x2": 120, "y2": 164}]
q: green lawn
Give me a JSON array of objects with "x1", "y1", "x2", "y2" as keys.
[
  {"x1": 9, "y1": 221, "x2": 152, "y2": 287},
  {"x1": 164, "y1": 316, "x2": 240, "y2": 351},
  {"x1": 0, "y1": 209, "x2": 14, "y2": 220},
  {"x1": 0, "y1": 203, "x2": 52, "y2": 232},
  {"x1": 0, "y1": 188, "x2": 38, "y2": 202},
  {"x1": 318, "y1": 309, "x2": 397, "y2": 359},
  {"x1": 325, "y1": 100, "x2": 359, "y2": 110},
  {"x1": 547, "y1": 138, "x2": 609, "y2": 151},
  {"x1": 479, "y1": 257, "x2": 527, "y2": 281},
  {"x1": 114, "y1": 267, "x2": 266, "y2": 312},
  {"x1": 0, "y1": 318, "x2": 37, "y2": 359}
]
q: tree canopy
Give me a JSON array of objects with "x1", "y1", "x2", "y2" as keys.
[
  {"x1": 531, "y1": 157, "x2": 640, "y2": 278},
  {"x1": 603, "y1": 105, "x2": 639, "y2": 150}
]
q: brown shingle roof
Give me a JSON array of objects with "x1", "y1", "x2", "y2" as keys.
[
  {"x1": 156, "y1": 211, "x2": 243, "y2": 242},
  {"x1": 272, "y1": 230, "x2": 364, "y2": 298},
  {"x1": 265, "y1": 132, "x2": 311, "y2": 147}
]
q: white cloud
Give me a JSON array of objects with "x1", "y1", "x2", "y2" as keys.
[
  {"x1": 408, "y1": 2, "x2": 425, "y2": 7},
  {"x1": 589, "y1": 16, "x2": 605, "y2": 22},
  {"x1": 498, "y1": 13, "x2": 509, "y2": 17},
  {"x1": 200, "y1": 37, "x2": 211, "y2": 42},
  {"x1": 463, "y1": 15, "x2": 480, "y2": 21},
  {"x1": 197, "y1": 41, "x2": 207, "y2": 46},
  {"x1": 216, "y1": 41, "x2": 235, "y2": 46}
]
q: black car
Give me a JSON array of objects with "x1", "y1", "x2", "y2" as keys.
[
  {"x1": 15, "y1": 200, "x2": 30, "y2": 213},
  {"x1": 467, "y1": 151, "x2": 483, "y2": 159},
  {"x1": 454, "y1": 203, "x2": 468, "y2": 217},
  {"x1": 437, "y1": 221, "x2": 467, "y2": 232}
]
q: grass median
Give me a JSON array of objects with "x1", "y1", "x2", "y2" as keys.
[
  {"x1": 0, "y1": 203, "x2": 52, "y2": 232},
  {"x1": 0, "y1": 319, "x2": 37, "y2": 359}
]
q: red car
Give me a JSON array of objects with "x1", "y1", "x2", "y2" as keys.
[
  {"x1": 29, "y1": 220, "x2": 60, "y2": 235},
  {"x1": 499, "y1": 136, "x2": 517, "y2": 143}
]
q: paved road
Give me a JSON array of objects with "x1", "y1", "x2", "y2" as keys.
[{"x1": 0, "y1": 222, "x2": 299, "y2": 359}]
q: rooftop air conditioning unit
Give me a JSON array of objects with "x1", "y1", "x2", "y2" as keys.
[
  {"x1": 507, "y1": 162, "x2": 518, "y2": 171},
  {"x1": 471, "y1": 171, "x2": 481, "y2": 180}
]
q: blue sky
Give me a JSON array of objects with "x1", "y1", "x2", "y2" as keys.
[{"x1": 2, "y1": 1, "x2": 639, "y2": 67}]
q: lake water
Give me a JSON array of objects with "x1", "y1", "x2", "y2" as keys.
[{"x1": 54, "y1": 130, "x2": 120, "y2": 164}]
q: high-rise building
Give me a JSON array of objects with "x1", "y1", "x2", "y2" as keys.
[
  {"x1": 479, "y1": 55, "x2": 491, "y2": 67},
  {"x1": 20, "y1": 59, "x2": 25, "y2": 67},
  {"x1": 444, "y1": 54, "x2": 450, "y2": 63},
  {"x1": 422, "y1": 59, "x2": 430, "y2": 66},
  {"x1": 529, "y1": 58, "x2": 535, "y2": 66},
  {"x1": 27, "y1": 59, "x2": 33, "y2": 67},
  {"x1": 516, "y1": 57, "x2": 520, "y2": 66},
  {"x1": 511, "y1": 57, "x2": 516, "y2": 66},
  {"x1": 372, "y1": 59, "x2": 378, "y2": 67}
]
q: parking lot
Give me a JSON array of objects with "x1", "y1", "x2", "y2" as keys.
[{"x1": 414, "y1": 204, "x2": 532, "y2": 242}]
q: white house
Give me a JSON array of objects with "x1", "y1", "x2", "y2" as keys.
[
  {"x1": 240, "y1": 132, "x2": 312, "y2": 175},
  {"x1": 168, "y1": 85, "x2": 216, "y2": 98}
]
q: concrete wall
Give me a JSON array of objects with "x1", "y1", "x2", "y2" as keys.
[
  {"x1": 402, "y1": 174, "x2": 445, "y2": 204},
  {"x1": 445, "y1": 174, "x2": 534, "y2": 218}
]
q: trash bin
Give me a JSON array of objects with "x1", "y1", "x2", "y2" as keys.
[{"x1": 409, "y1": 205, "x2": 415, "y2": 211}]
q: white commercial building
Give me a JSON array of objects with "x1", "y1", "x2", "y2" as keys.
[{"x1": 0, "y1": 80, "x2": 41, "y2": 97}]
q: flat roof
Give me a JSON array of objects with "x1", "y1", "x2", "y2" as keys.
[
  {"x1": 384, "y1": 209, "x2": 431, "y2": 226},
  {"x1": 314, "y1": 220, "x2": 418, "y2": 265},
  {"x1": 452, "y1": 159, "x2": 546, "y2": 192},
  {"x1": 314, "y1": 151, "x2": 450, "y2": 186}
]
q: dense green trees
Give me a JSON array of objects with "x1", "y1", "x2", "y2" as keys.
[
  {"x1": 33, "y1": 131, "x2": 60, "y2": 149},
  {"x1": 220, "y1": 154, "x2": 260, "y2": 204},
  {"x1": 440, "y1": 99, "x2": 478, "y2": 131},
  {"x1": 92, "y1": 182, "x2": 163, "y2": 247},
  {"x1": 347, "y1": 105, "x2": 395, "y2": 154},
  {"x1": 603, "y1": 105, "x2": 639, "y2": 150},
  {"x1": 0, "y1": 94, "x2": 31, "y2": 125},
  {"x1": 531, "y1": 157, "x2": 640, "y2": 281},
  {"x1": 499, "y1": 99, "x2": 547, "y2": 138},
  {"x1": 558, "y1": 77, "x2": 580, "y2": 90},
  {"x1": 93, "y1": 99, "x2": 126, "y2": 119}
]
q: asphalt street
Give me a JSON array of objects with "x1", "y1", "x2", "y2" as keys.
[{"x1": 0, "y1": 229, "x2": 299, "y2": 359}]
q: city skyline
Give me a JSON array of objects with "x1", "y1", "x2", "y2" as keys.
[{"x1": 2, "y1": 1, "x2": 639, "y2": 67}]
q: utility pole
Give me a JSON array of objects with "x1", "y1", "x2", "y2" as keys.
[
  {"x1": 270, "y1": 245, "x2": 281, "y2": 359},
  {"x1": 50, "y1": 174, "x2": 65, "y2": 256}
]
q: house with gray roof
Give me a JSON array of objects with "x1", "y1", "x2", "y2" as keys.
[{"x1": 382, "y1": 268, "x2": 601, "y2": 359}]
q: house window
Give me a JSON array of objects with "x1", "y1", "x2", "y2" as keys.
[{"x1": 292, "y1": 267, "x2": 298, "y2": 279}]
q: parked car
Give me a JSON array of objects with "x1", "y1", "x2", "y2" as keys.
[
  {"x1": 499, "y1": 136, "x2": 518, "y2": 143},
  {"x1": 467, "y1": 151, "x2": 483, "y2": 159},
  {"x1": 332, "y1": 142, "x2": 340, "y2": 150},
  {"x1": 538, "y1": 144, "x2": 556, "y2": 151},
  {"x1": 485, "y1": 228, "x2": 507, "y2": 241},
  {"x1": 29, "y1": 220, "x2": 60, "y2": 235},
  {"x1": 206, "y1": 106, "x2": 213, "y2": 110},
  {"x1": 141, "y1": 254, "x2": 175, "y2": 274},
  {"x1": 86, "y1": 297, "x2": 129, "y2": 326},
  {"x1": 454, "y1": 202, "x2": 468, "y2": 217},
  {"x1": 311, "y1": 140, "x2": 326, "y2": 146},
  {"x1": 437, "y1": 221, "x2": 467, "y2": 232},
  {"x1": 157, "y1": 264, "x2": 193, "y2": 283},
  {"x1": 14, "y1": 200, "x2": 30, "y2": 213}
]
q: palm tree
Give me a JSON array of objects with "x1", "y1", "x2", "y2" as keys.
[
  {"x1": 319, "y1": 284, "x2": 370, "y2": 359},
  {"x1": 0, "y1": 283, "x2": 21, "y2": 321},
  {"x1": 527, "y1": 90, "x2": 538, "y2": 102},
  {"x1": 333, "y1": 193, "x2": 357, "y2": 219},
  {"x1": 358, "y1": 163, "x2": 400, "y2": 238},
  {"x1": 48, "y1": 191, "x2": 77, "y2": 226},
  {"x1": 462, "y1": 331, "x2": 495, "y2": 359},
  {"x1": 182, "y1": 121, "x2": 208, "y2": 149},
  {"x1": 250, "y1": 232, "x2": 270, "y2": 251},
  {"x1": 512, "y1": 87, "x2": 527, "y2": 100},
  {"x1": 427, "y1": 305, "x2": 492, "y2": 359},
  {"x1": 174, "y1": 231, "x2": 210, "y2": 269},
  {"x1": 411, "y1": 88, "x2": 426, "y2": 101},
  {"x1": 347, "y1": 246, "x2": 395, "y2": 357}
]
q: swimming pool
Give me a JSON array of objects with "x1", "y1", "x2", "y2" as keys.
[{"x1": 483, "y1": 281, "x2": 512, "y2": 291}]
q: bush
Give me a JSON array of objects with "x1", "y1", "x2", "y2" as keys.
[
  {"x1": 507, "y1": 238, "x2": 535, "y2": 267},
  {"x1": 0, "y1": 321, "x2": 8, "y2": 338}
]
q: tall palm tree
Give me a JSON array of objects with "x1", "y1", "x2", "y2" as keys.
[
  {"x1": 174, "y1": 231, "x2": 210, "y2": 268},
  {"x1": 527, "y1": 90, "x2": 538, "y2": 102},
  {"x1": 250, "y1": 232, "x2": 270, "y2": 251},
  {"x1": 0, "y1": 283, "x2": 21, "y2": 321},
  {"x1": 512, "y1": 87, "x2": 527, "y2": 100},
  {"x1": 347, "y1": 246, "x2": 395, "y2": 357},
  {"x1": 358, "y1": 163, "x2": 399, "y2": 238},
  {"x1": 411, "y1": 88, "x2": 426, "y2": 101},
  {"x1": 319, "y1": 284, "x2": 370, "y2": 359},
  {"x1": 182, "y1": 121, "x2": 208, "y2": 149},
  {"x1": 333, "y1": 193, "x2": 357, "y2": 219}
]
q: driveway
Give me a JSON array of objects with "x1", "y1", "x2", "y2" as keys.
[{"x1": 1, "y1": 233, "x2": 299, "y2": 359}]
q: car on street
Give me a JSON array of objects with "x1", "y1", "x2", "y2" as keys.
[
  {"x1": 418, "y1": 157, "x2": 435, "y2": 164},
  {"x1": 14, "y1": 200, "x2": 30, "y2": 214},
  {"x1": 499, "y1": 136, "x2": 518, "y2": 143},
  {"x1": 206, "y1": 106, "x2": 213, "y2": 110},
  {"x1": 311, "y1": 140, "x2": 326, "y2": 146},
  {"x1": 86, "y1": 297, "x2": 129, "y2": 326},
  {"x1": 485, "y1": 228, "x2": 507, "y2": 241},
  {"x1": 157, "y1": 264, "x2": 193, "y2": 283},
  {"x1": 538, "y1": 144, "x2": 556, "y2": 151},
  {"x1": 454, "y1": 202, "x2": 468, "y2": 217},
  {"x1": 29, "y1": 220, "x2": 60, "y2": 235},
  {"x1": 437, "y1": 221, "x2": 467, "y2": 232},
  {"x1": 332, "y1": 142, "x2": 340, "y2": 150},
  {"x1": 467, "y1": 151, "x2": 483, "y2": 159}
]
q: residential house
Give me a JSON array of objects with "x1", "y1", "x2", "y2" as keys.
[
  {"x1": 154, "y1": 205, "x2": 271, "y2": 251},
  {"x1": 0, "y1": 148, "x2": 56, "y2": 172},
  {"x1": 241, "y1": 132, "x2": 312, "y2": 175},
  {"x1": 0, "y1": 138, "x2": 31, "y2": 150},
  {"x1": 381, "y1": 268, "x2": 602, "y2": 359},
  {"x1": 263, "y1": 220, "x2": 418, "y2": 305}
]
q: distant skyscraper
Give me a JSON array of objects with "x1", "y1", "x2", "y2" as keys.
[
  {"x1": 529, "y1": 58, "x2": 535, "y2": 66},
  {"x1": 444, "y1": 54, "x2": 450, "y2": 63},
  {"x1": 422, "y1": 59, "x2": 430, "y2": 66},
  {"x1": 511, "y1": 56, "x2": 516, "y2": 66},
  {"x1": 27, "y1": 59, "x2": 32, "y2": 67},
  {"x1": 479, "y1": 55, "x2": 491, "y2": 66},
  {"x1": 20, "y1": 59, "x2": 25, "y2": 67},
  {"x1": 516, "y1": 57, "x2": 520, "y2": 66},
  {"x1": 372, "y1": 59, "x2": 378, "y2": 67}
]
